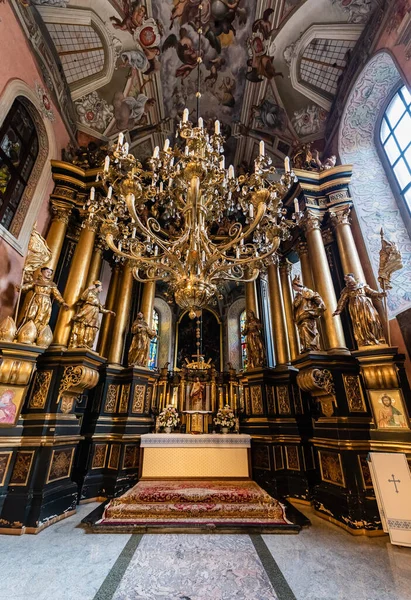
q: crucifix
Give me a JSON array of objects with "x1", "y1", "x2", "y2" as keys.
[{"x1": 388, "y1": 474, "x2": 401, "y2": 493}]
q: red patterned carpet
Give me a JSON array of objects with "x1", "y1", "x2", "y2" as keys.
[{"x1": 99, "y1": 480, "x2": 294, "y2": 529}]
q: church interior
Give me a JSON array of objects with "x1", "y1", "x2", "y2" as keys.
[{"x1": 1, "y1": 0, "x2": 411, "y2": 598}]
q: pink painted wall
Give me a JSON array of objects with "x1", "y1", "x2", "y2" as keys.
[
  {"x1": 0, "y1": 2, "x2": 70, "y2": 320},
  {"x1": 376, "y1": 1, "x2": 411, "y2": 85}
]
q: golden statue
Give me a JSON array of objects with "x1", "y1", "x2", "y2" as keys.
[
  {"x1": 69, "y1": 281, "x2": 115, "y2": 349},
  {"x1": 242, "y1": 310, "x2": 266, "y2": 369},
  {"x1": 128, "y1": 311, "x2": 157, "y2": 367},
  {"x1": 292, "y1": 275, "x2": 325, "y2": 352},
  {"x1": 23, "y1": 227, "x2": 52, "y2": 283},
  {"x1": 333, "y1": 273, "x2": 386, "y2": 347},
  {"x1": 17, "y1": 267, "x2": 68, "y2": 344},
  {"x1": 189, "y1": 376, "x2": 205, "y2": 410}
]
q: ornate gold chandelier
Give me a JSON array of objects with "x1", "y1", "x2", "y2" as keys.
[
  {"x1": 85, "y1": 5, "x2": 295, "y2": 317},
  {"x1": 86, "y1": 121, "x2": 295, "y2": 317}
]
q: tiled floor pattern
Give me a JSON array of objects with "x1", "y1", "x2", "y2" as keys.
[{"x1": 0, "y1": 503, "x2": 410, "y2": 600}]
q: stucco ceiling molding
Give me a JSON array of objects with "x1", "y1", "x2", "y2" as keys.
[
  {"x1": 37, "y1": 6, "x2": 121, "y2": 101},
  {"x1": 289, "y1": 23, "x2": 363, "y2": 111}
]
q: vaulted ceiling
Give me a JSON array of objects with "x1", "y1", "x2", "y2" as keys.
[{"x1": 33, "y1": 0, "x2": 377, "y2": 167}]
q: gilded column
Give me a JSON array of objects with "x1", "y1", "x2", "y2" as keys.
[
  {"x1": 302, "y1": 213, "x2": 346, "y2": 351},
  {"x1": 279, "y1": 259, "x2": 300, "y2": 360},
  {"x1": 85, "y1": 237, "x2": 104, "y2": 288},
  {"x1": 245, "y1": 281, "x2": 259, "y2": 317},
  {"x1": 267, "y1": 257, "x2": 290, "y2": 366},
  {"x1": 97, "y1": 262, "x2": 121, "y2": 357},
  {"x1": 53, "y1": 216, "x2": 97, "y2": 347},
  {"x1": 140, "y1": 281, "x2": 156, "y2": 327},
  {"x1": 297, "y1": 242, "x2": 315, "y2": 290},
  {"x1": 108, "y1": 261, "x2": 134, "y2": 365},
  {"x1": 46, "y1": 200, "x2": 73, "y2": 270},
  {"x1": 329, "y1": 207, "x2": 366, "y2": 282}
]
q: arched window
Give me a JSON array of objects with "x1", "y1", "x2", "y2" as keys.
[
  {"x1": 0, "y1": 99, "x2": 38, "y2": 230},
  {"x1": 240, "y1": 310, "x2": 247, "y2": 370},
  {"x1": 148, "y1": 309, "x2": 159, "y2": 370},
  {"x1": 380, "y1": 85, "x2": 411, "y2": 212}
]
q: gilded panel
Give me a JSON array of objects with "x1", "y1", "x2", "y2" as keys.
[
  {"x1": 277, "y1": 385, "x2": 291, "y2": 414},
  {"x1": 47, "y1": 448, "x2": 75, "y2": 483},
  {"x1": 29, "y1": 370, "x2": 52, "y2": 409},
  {"x1": 144, "y1": 386, "x2": 152, "y2": 413},
  {"x1": 122, "y1": 445, "x2": 139, "y2": 470},
  {"x1": 132, "y1": 384, "x2": 146, "y2": 413},
  {"x1": 292, "y1": 384, "x2": 303, "y2": 414},
  {"x1": 265, "y1": 385, "x2": 275, "y2": 414},
  {"x1": 0, "y1": 451, "x2": 12, "y2": 486},
  {"x1": 274, "y1": 446, "x2": 284, "y2": 471},
  {"x1": 108, "y1": 444, "x2": 121, "y2": 470},
  {"x1": 92, "y1": 444, "x2": 108, "y2": 470},
  {"x1": 244, "y1": 387, "x2": 251, "y2": 414},
  {"x1": 250, "y1": 386, "x2": 263, "y2": 414},
  {"x1": 10, "y1": 451, "x2": 35, "y2": 486},
  {"x1": 119, "y1": 384, "x2": 130, "y2": 413},
  {"x1": 319, "y1": 451, "x2": 345, "y2": 487},
  {"x1": 358, "y1": 455, "x2": 373, "y2": 490},
  {"x1": 104, "y1": 384, "x2": 119, "y2": 413},
  {"x1": 285, "y1": 446, "x2": 300, "y2": 471},
  {"x1": 252, "y1": 445, "x2": 271, "y2": 470},
  {"x1": 343, "y1": 375, "x2": 366, "y2": 412}
]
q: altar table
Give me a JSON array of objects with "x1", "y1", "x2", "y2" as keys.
[{"x1": 139, "y1": 433, "x2": 251, "y2": 479}]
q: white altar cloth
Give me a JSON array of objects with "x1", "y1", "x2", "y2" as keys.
[{"x1": 140, "y1": 434, "x2": 251, "y2": 479}]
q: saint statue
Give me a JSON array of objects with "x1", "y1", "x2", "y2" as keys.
[
  {"x1": 292, "y1": 275, "x2": 325, "y2": 352},
  {"x1": 242, "y1": 310, "x2": 266, "y2": 369},
  {"x1": 128, "y1": 311, "x2": 157, "y2": 367},
  {"x1": 69, "y1": 281, "x2": 115, "y2": 349},
  {"x1": 333, "y1": 273, "x2": 386, "y2": 347},
  {"x1": 17, "y1": 267, "x2": 68, "y2": 343},
  {"x1": 189, "y1": 377, "x2": 205, "y2": 410}
]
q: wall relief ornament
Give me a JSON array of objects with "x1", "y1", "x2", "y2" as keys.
[
  {"x1": 132, "y1": 384, "x2": 146, "y2": 413},
  {"x1": 119, "y1": 384, "x2": 130, "y2": 413},
  {"x1": 250, "y1": 386, "x2": 263, "y2": 414},
  {"x1": 277, "y1": 385, "x2": 291, "y2": 414},
  {"x1": 58, "y1": 365, "x2": 99, "y2": 403},
  {"x1": 343, "y1": 374, "x2": 367, "y2": 412},
  {"x1": 319, "y1": 451, "x2": 345, "y2": 487},
  {"x1": 297, "y1": 367, "x2": 336, "y2": 417},
  {"x1": 29, "y1": 370, "x2": 52, "y2": 409},
  {"x1": 10, "y1": 451, "x2": 35, "y2": 486},
  {"x1": 47, "y1": 448, "x2": 74, "y2": 483},
  {"x1": 104, "y1": 384, "x2": 119, "y2": 413},
  {"x1": 92, "y1": 444, "x2": 107, "y2": 470}
]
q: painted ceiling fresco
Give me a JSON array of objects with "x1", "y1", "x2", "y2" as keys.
[{"x1": 31, "y1": 0, "x2": 377, "y2": 166}]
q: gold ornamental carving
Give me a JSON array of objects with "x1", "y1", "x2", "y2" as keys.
[
  {"x1": 92, "y1": 444, "x2": 108, "y2": 469},
  {"x1": 0, "y1": 353, "x2": 36, "y2": 386},
  {"x1": 119, "y1": 384, "x2": 130, "y2": 412},
  {"x1": 250, "y1": 386, "x2": 263, "y2": 414},
  {"x1": 266, "y1": 385, "x2": 275, "y2": 414},
  {"x1": 319, "y1": 451, "x2": 345, "y2": 487},
  {"x1": 104, "y1": 384, "x2": 119, "y2": 413},
  {"x1": 0, "y1": 452, "x2": 13, "y2": 486},
  {"x1": 144, "y1": 386, "x2": 152, "y2": 413},
  {"x1": 60, "y1": 395, "x2": 74, "y2": 414},
  {"x1": 285, "y1": 446, "x2": 300, "y2": 471},
  {"x1": 58, "y1": 365, "x2": 99, "y2": 402},
  {"x1": 108, "y1": 444, "x2": 121, "y2": 470},
  {"x1": 343, "y1": 374, "x2": 366, "y2": 412},
  {"x1": 132, "y1": 384, "x2": 146, "y2": 413},
  {"x1": 301, "y1": 212, "x2": 322, "y2": 234},
  {"x1": 47, "y1": 448, "x2": 75, "y2": 483},
  {"x1": 10, "y1": 451, "x2": 35, "y2": 486},
  {"x1": 277, "y1": 385, "x2": 291, "y2": 414},
  {"x1": 29, "y1": 370, "x2": 52, "y2": 409},
  {"x1": 329, "y1": 207, "x2": 351, "y2": 227},
  {"x1": 297, "y1": 368, "x2": 336, "y2": 417}
]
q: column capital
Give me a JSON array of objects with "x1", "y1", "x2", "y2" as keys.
[
  {"x1": 301, "y1": 211, "x2": 322, "y2": 234},
  {"x1": 50, "y1": 199, "x2": 73, "y2": 224},
  {"x1": 329, "y1": 207, "x2": 352, "y2": 228},
  {"x1": 79, "y1": 212, "x2": 100, "y2": 233},
  {"x1": 296, "y1": 241, "x2": 309, "y2": 257},
  {"x1": 279, "y1": 258, "x2": 293, "y2": 275}
]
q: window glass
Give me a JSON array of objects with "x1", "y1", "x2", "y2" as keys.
[
  {"x1": 240, "y1": 310, "x2": 247, "y2": 370},
  {"x1": 0, "y1": 99, "x2": 38, "y2": 230},
  {"x1": 381, "y1": 86, "x2": 411, "y2": 213},
  {"x1": 148, "y1": 309, "x2": 159, "y2": 370}
]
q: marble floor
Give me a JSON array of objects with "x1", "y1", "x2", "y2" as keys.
[{"x1": 0, "y1": 503, "x2": 410, "y2": 600}]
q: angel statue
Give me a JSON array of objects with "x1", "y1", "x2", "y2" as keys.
[
  {"x1": 292, "y1": 275, "x2": 325, "y2": 352},
  {"x1": 69, "y1": 281, "x2": 115, "y2": 350},
  {"x1": 333, "y1": 273, "x2": 386, "y2": 348},
  {"x1": 242, "y1": 310, "x2": 266, "y2": 369},
  {"x1": 128, "y1": 311, "x2": 157, "y2": 367}
]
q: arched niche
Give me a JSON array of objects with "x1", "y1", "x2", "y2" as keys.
[
  {"x1": 154, "y1": 297, "x2": 174, "y2": 369},
  {"x1": 175, "y1": 308, "x2": 222, "y2": 371},
  {"x1": 0, "y1": 79, "x2": 54, "y2": 255},
  {"x1": 339, "y1": 51, "x2": 411, "y2": 317},
  {"x1": 226, "y1": 297, "x2": 246, "y2": 372}
]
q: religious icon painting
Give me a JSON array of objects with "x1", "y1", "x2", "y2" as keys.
[
  {"x1": 0, "y1": 385, "x2": 26, "y2": 427},
  {"x1": 368, "y1": 389, "x2": 409, "y2": 430}
]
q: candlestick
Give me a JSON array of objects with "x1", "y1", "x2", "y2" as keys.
[
  {"x1": 107, "y1": 186, "x2": 113, "y2": 199},
  {"x1": 123, "y1": 142, "x2": 129, "y2": 155},
  {"x1": 294, "y1": 198, "x2": 299, "y2": 214},
  {"x1": 118, "y1": 132, "x2": 124, "y2": 147},
  {"x1": 249, "y1": 203, "x2": 254, "y2": 218},
  {"x1": 228, "y1": 165, "x2": 234, "y2": 179},
  {"x1": 153, "y1": 146, "x2": 159, "y2": 159},
  {"x1": 198, "y1": 117, "x2": 203, "y2": 128}
]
